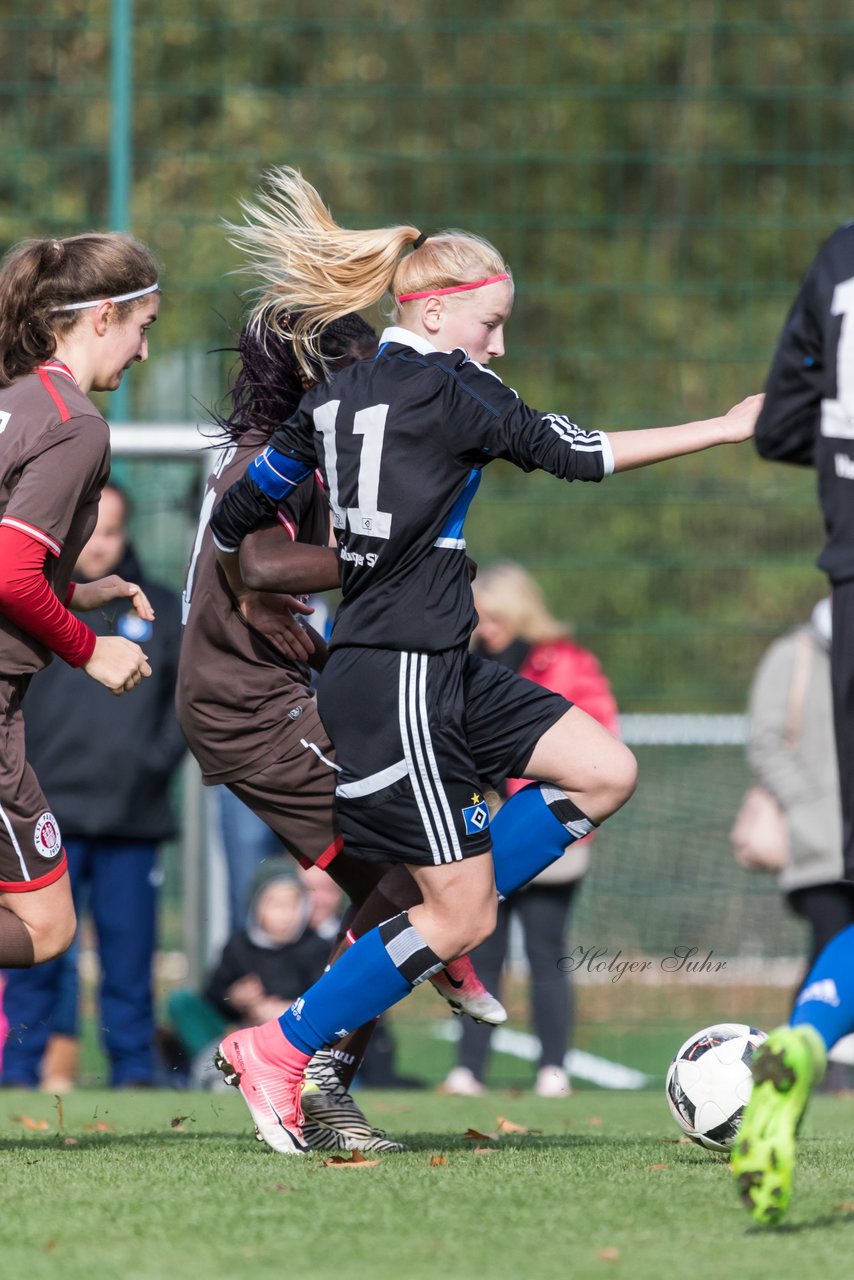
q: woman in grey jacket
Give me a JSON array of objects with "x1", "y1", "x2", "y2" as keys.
[{"x1": 746, "y1": 598, "x2": 854, "y2": 969}]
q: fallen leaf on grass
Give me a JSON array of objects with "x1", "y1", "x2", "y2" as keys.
[
  {"x1": 463, "y1": 1127, "x2": 498, "y2": 1142},
  {"x1": 42, "y1": 1240, "x2": 57, "y2": 1253},
  {"x1": 170, "y1": 1115, "x2": 193, "y2": 1130},
  {"x1": 13, "y1": 1115, "x2": 50, "y2": 1131},
  {"x1": 646, "y1": 1163, "x2": 668, "y2": 1171},
  {"x1": 63, "y1": 1137, "x2": 79, "y2": 1147},
  {"x1": 496, "y1": 1116, "x2": 542, "y2": 1135},
  {"x1": 83, "y1": 1121, "x2": 115, "y2": 1133},
  {"x1": 473, "y1": 1146, "x2": 499, "y2": 1155},
  {"x1": 323, "y1": 1151, "x2": 381, "y2": 1169},
  {"x1": 598, "y1": 1247, "x2": 620, "y2": 1263},
  {"x1": 833, "y1": 1201, "x2": 854, "y2": 1213},
  {"x1": 266, "y1": 1184, "x2": 298, "y2": 1193},
  {"x1": 429, "y1": 1155, "x2": 448, "y2": 1166},
  {"x1": 588, "y1": 1116, "x2": 603, "y2": 1127}
]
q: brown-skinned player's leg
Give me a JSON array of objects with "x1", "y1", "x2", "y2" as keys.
[
  {"x1": 317, "y1": 859, "x2": 506, "y2": 1092},
  {"x1": 314, "y1": 862, "x2": 421, "y2": 1088}
]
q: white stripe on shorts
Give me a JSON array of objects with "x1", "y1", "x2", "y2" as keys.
[
  {"x1": 300, "y1": 738, "x2": 342, "y2": 773},
  {"x1": 335, "y1": 756, "x2": 408, "y2": 799},
  {"x1": 0, "y1": 799, "x2": 31, "y2": 881},
  {"x1": 399, "y1": 652, "x2": 462, "y2": 865}
]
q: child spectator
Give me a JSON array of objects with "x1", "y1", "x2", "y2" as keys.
[{"x1": 165, "y1": 861, "x2": 328, "y2": 1085}]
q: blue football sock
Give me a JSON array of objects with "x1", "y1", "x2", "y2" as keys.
[
  {"x1": 791, "y1": 922, "x2": 854, "y2": 1050},
  {"x1": 490, "y1": 782, "x2": 595, "y2": 898},
  {"x1": 279, "y1": 912, "x2": 442, "y2": 1055}
]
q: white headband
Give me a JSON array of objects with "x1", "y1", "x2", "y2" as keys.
[{"x1": 50, "y1": 282, "x2": 160, "y2": 313}]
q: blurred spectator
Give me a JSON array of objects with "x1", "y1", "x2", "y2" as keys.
[
  {"x1": 216, "y1": 786, "x2": 282, "y2": 935},
  {"x1": 299, "y1": 863, "x2": 344, "y2": 942},
  {"x1": 742, "y1": 600, "x2": 854, "y2": 961},
  {"x1": 1, "y1": 482, "x2": 185, "y2": 1088},
  {"x1": 443, "y1": 562, "x2": 619, "y2": 1098},
  {"x1": 0, "y1": 978, "x2": 6, "y2": 1074},
  {"x1": 165, "y1": 859, "x2": 329, "y2": 1085}
]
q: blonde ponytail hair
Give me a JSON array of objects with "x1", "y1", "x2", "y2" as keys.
[{"x1": 226, "y1": 167, "x2": 509, "y2": 380}]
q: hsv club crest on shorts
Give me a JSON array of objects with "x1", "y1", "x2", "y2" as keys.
[
  {"x1": 461, "y1": 793, "x2": 490, "y2": 837},
  {"x1": 33, "y1": 811, "x2": 62, "y2": 859}
]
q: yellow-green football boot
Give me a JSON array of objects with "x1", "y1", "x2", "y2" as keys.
[{"x1": 731, "y1": 1024, "x2": 826, "y2": 1225}]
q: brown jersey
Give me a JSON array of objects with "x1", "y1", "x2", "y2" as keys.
[
  {"x1": 0, "y1": 361, "x2": 110, "y2": 675},
  {"x1": 176, "y1": 430, "x2": 331, "y2": 784}
]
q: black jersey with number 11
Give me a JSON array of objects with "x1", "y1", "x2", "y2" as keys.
[
  {"x1": 211, "y1": 327, "x2": 614, "y2": 653},
  {"x1": 754, "y1": 223, "x2": 854, "y2": 585}
]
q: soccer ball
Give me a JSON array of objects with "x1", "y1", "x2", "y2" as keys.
[{"x1": 665, "y1": 1022, "x2": 767, "y2": 1152}]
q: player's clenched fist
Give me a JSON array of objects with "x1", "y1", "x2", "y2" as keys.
[{"x1": 83, "y1": 635, "x2": 152, "y2": 695}]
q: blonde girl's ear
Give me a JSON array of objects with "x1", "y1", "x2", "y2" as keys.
[{"x1": 421, "y1": 295, "x2": 445, "y2": 334}]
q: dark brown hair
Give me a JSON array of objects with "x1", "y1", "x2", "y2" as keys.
[
  {"x1": 0, "y1": 232, "x2": 158, "y2": 386},
  {"x1": 215, "y1": 311, "x2": 378, "y2": 444}
]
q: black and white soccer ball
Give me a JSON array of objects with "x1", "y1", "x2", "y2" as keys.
[{"x1": 665, "y1": 1022, "x2": 767, "y2": 1152}]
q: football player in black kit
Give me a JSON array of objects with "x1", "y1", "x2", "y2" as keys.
[
  {"x1": 732, "y1": 224, "x2": 854, "y2": 1224},
  {"x1": 209, "y1": 167, "x2": 761, "y2": 1155}
]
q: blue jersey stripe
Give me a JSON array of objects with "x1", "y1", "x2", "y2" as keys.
[{"x1": 436, "y1": 468, "x2": 481, "y2": 542}]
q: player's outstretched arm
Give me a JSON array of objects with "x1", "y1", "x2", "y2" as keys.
[
  {"x1": 608, "y1": 394, "x2": 763, "y2": 473},
  {"x1": 69, "y1": 575, "x2": 155, "y2": 620},
  {"x1": 82, "y1": 635, "x2": 151, "y2": 696}
]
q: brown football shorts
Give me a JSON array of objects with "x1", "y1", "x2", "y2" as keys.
[
  {"x1": 224, "y1": 696, "x2": 343, "y2": 870},
  {"x1": 0, "y1": 676, "x2": 67, "y2": 892}
]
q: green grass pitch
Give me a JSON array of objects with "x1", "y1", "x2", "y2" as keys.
[{"x1": 3, "y1": 1088, "x2": 854, "y2": 1280}]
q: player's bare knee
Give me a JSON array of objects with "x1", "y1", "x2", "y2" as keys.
[{"x1": 608, "y1": 743, "x2": 638, "y2": 812}]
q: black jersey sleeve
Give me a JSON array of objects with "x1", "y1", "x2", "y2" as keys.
[
  {"x1": 209, "y1": 406, "x2": 317, "y2": 551},
  {"x1": 434, "y1": 350, "x2": 612, "y2": 482},
  {"x1": 754, "y1": 233, "x2": 840, "y2": 468}
]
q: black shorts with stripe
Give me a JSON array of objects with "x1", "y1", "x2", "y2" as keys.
[{"x1": 317, "y1": 645, "x2": 569, "y2": 867}]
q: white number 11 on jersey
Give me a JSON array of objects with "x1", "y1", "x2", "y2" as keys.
[{"x1": 314, "y1": 401, "x2": 393, "y2": 540}]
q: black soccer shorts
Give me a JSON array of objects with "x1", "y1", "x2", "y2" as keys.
[{"x1": 317, "y1": 644, "x2": 569, "y2": 866}]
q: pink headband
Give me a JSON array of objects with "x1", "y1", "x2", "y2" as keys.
[{"x1": 397, "y1": 273, "x2": 511, "y2": 303}]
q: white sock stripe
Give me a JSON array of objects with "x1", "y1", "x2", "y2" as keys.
[
  {"x1": 540, "y1": 784, "x2": 567, "y2": 807},
  {"x1": 412, "y1": 959, "x2": 446, "y2": 987},
  {"x1": 384, "y1": 927, "x2": 446, "y2": 986},
  {"x1": 565, "y1": 817, "x2": 595, "y2": 840},
  {"x1": 539, "y1": 783, "x2": 593, "y2": 840},
  {"x1": 385, "y1": 925, "x2": 430, "y2": 968}
]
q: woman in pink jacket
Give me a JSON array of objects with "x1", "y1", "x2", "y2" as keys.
[{"x1": 444, "y1": 561, "x2": 619, "y2": 1097}]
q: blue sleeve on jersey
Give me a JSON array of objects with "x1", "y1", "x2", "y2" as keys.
[{"x1": 251, "y1": 447, "x2": 313, "y2": 500}]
